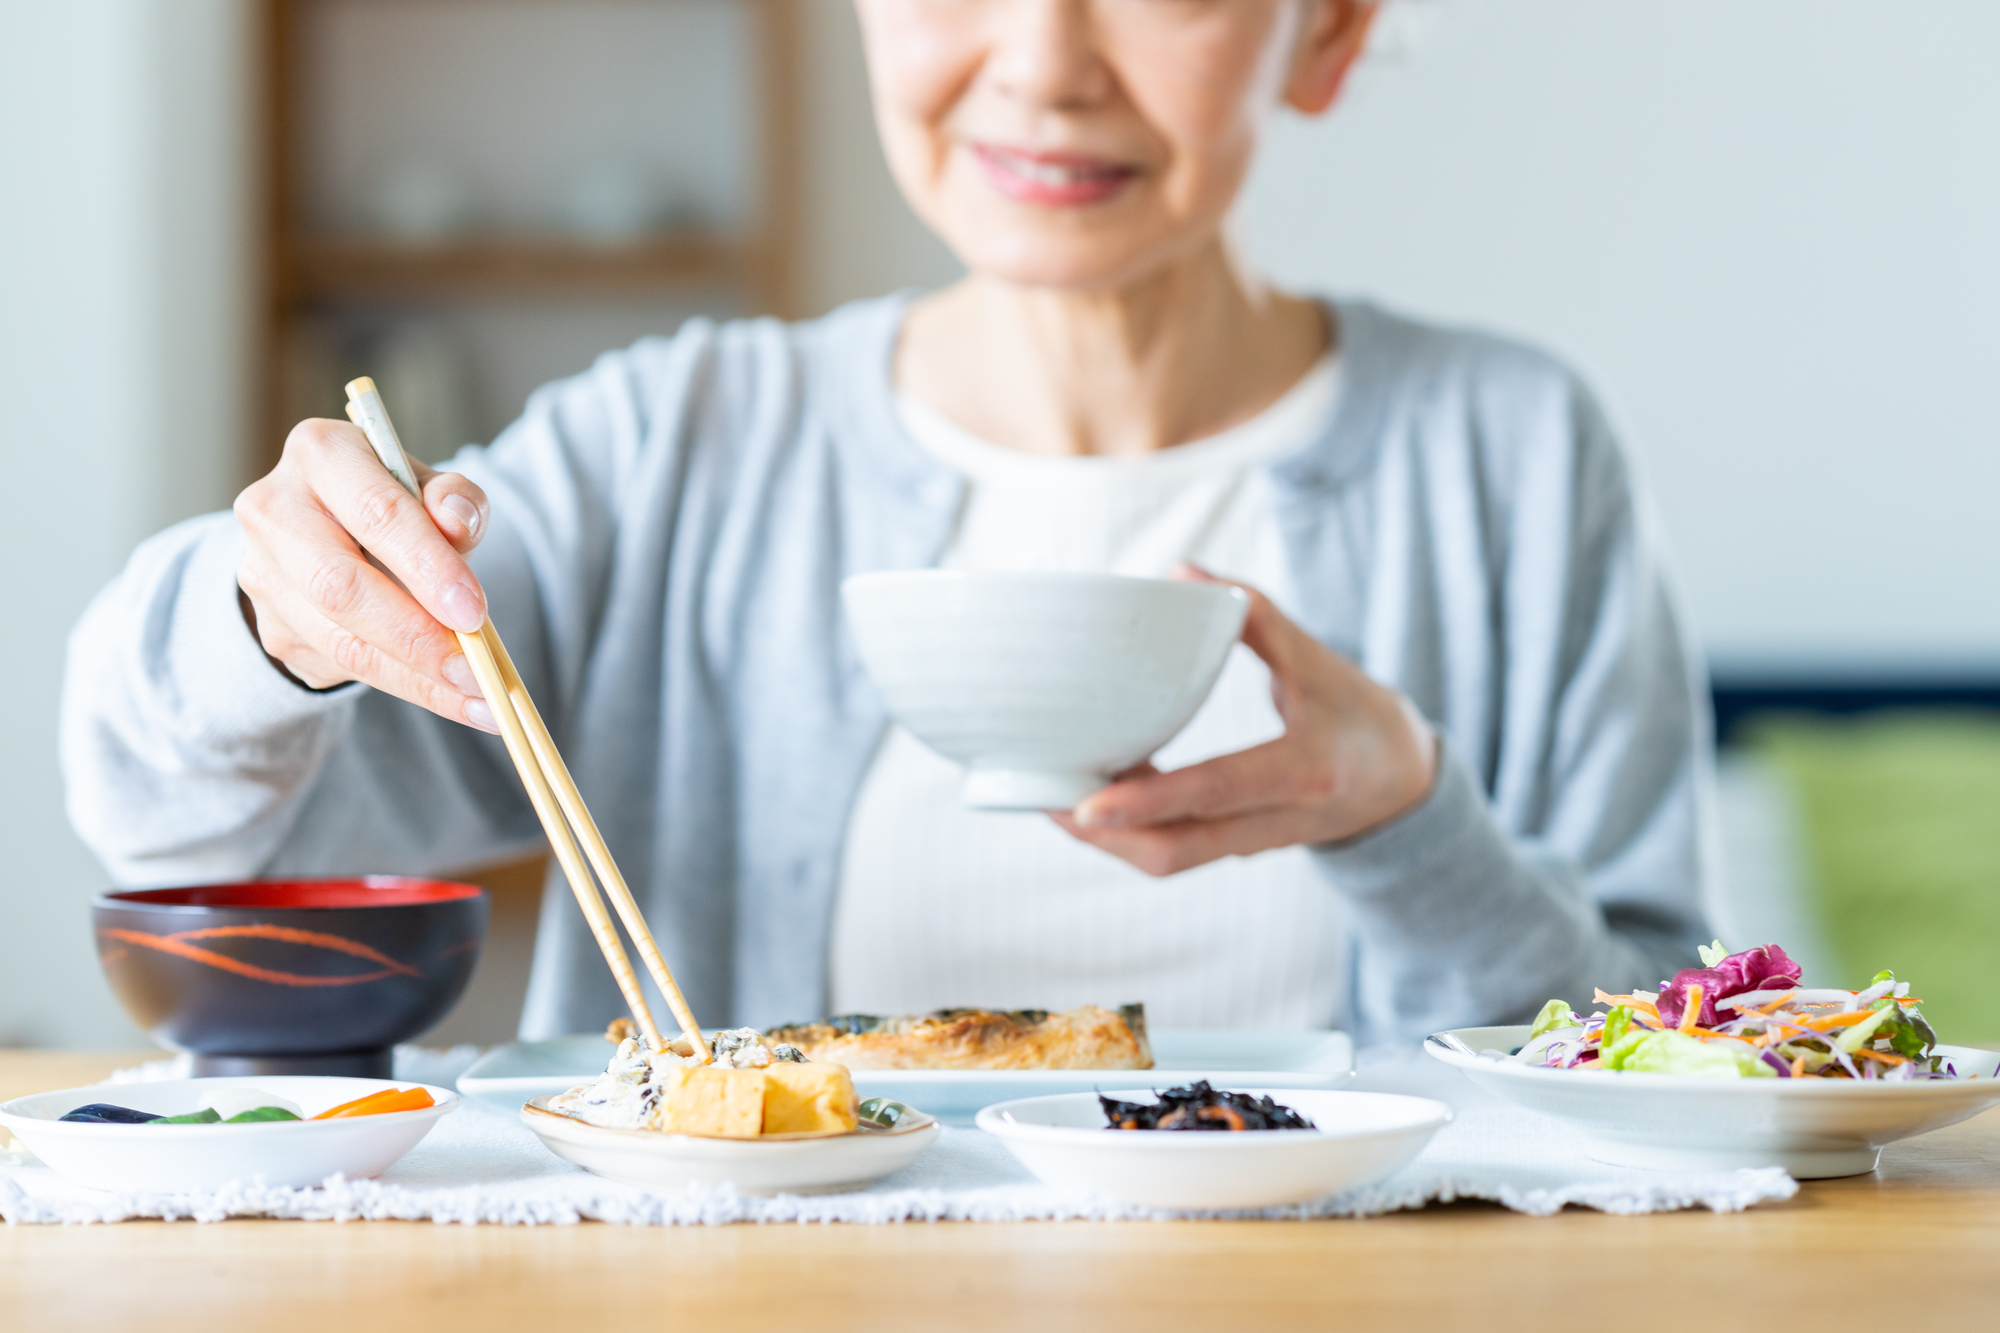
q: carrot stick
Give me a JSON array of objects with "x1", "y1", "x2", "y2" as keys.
[
  {"x1": 313, "y1": 1088, "x2": 435, "y2": 1120},
  {"x1": 1595, "y1": 990, "x2": 1661, "y2": 1017},
  {"x1": 1853, "y1": 1048, "x2": 1908, "y2": 1066},
  {"x1": 1678, "y1": 984, "x2": 1704, "y2": 1035},
  {"x1": 1803, "y1": 1010, "x2": 1877, "y2": 1032}
]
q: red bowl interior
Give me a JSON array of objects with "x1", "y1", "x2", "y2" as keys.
[{"x1": 99, "y1": 876, "x2": 483, "y2": 910}]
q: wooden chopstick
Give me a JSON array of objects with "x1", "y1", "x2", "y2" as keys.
[
  {"x1": 341, "y1": 377, "x2": 709, "y2": 1061},
  {"x1": 480, "y1": 625, "x2": 711, "y2": 1061}
]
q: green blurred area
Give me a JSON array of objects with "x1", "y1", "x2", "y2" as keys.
[{"x1": 1751, "y1": 711, "x2": 2000, "y2": 1043}]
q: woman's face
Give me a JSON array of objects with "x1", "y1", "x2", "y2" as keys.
[{"x1": 855, "y1": 0, "x2": 1373, "y2": 292}]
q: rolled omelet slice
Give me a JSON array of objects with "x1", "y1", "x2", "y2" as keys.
[
  {"x1": 761, "y1": 1061, "x2": 859, "y2": 1135},
  {"x1": 646, "y1": 1065, "x2": 766, "y2": 1138},
  {"x1": 643, "y1": 1061, "x2": 859, "y2": 1138}
]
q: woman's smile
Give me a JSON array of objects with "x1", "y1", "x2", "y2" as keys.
[{"x1": 969, "y1": 143, "x2": 1141, "y2": 207}]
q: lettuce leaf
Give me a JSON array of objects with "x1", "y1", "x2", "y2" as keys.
[
  {"x1": 1529, "y1": 999, "x2": 1580, "y2": 1040},
  {"x1": 1601, "y1": 1030, "x2": 1775, "y2": 1078}
]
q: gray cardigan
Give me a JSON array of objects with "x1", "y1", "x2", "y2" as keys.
[{"x1": 61, "y1": 294, "x2": 1715, "y2": 1041}]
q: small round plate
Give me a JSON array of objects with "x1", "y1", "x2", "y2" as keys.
[
  {"x1": 976, "y1": 1087, "x2": 1450, "y2": 1210},
  {"x1": 1426, "y1": 1025, "x2": 2000, "y2": 1177},
  {"x1": 0, "y1": 1076, "x2": 459, "y2": 1193},
  {"x1": 520, "y1": 1097, "x2": 941, "y2": 1195}
]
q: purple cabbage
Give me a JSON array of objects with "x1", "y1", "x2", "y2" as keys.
[{"x1": 1655, "y1": 944, "x2": 1803, "y2": 1028}]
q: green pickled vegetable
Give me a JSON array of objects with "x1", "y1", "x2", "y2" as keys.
[
  {"x1": 151, "y1": 1108, "x2": 223, "y2": 1124},
  {"x1": 224, "y1": 1106, "x2": 301, "y2": 1123}
]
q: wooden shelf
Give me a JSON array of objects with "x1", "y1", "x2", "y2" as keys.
[
  {"x1": 255, "y1": 0, "x2": 800, "y2": 460},
  {"x1": 282, "y1": 233, "x2": 753, "y2": 300}
]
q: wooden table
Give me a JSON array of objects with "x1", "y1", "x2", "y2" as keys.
[{"x1": 5, "y1": 1050, "x2": 1998, "y2": 1332}]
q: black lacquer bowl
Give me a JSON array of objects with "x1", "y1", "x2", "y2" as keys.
[{"x1": 93, "y1": 877, "x2": 488, "y2": 1078}]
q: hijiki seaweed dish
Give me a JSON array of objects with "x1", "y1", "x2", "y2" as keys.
[
  {"x1": 1101, "y1": 1081, "x2": 1316, "y2": 1131},
  {"x1": 1519, "y1": 942, "x2": 1971, "y2": 1081}
]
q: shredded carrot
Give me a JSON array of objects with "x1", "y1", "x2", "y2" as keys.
[
  {"x1": 1897, "y1": 997, "x2": 1925, "y2": 1007},
  {"x1": 1803, "y1": 1010, "x2": 1877, "y2": 1032},
  {"x1": 1791, "y1": 1055, "x2": 1806, "y2": 1078},
  {"x1": 1754, "y1": 994, "x2": 1797, "y2": 1016},
  {"x1": 1853, "y1": 1048, "x2": 1908, "y2": 1066},
  {"x1": 1594, "y1": 989, "x2": 1661, "y2": 1017},
  {"x1": 1678, "y1": 984, "x2": 1703, "y2": 1035}
]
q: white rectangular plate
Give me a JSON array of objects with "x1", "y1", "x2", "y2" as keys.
[{"x1": 458, "y1": 1029, "x2": 1354, "y2": 1121}]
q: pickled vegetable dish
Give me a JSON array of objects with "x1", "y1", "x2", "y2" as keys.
[{"x1": 58, "y1": 1085, "x2": 434, "y2": 1124}]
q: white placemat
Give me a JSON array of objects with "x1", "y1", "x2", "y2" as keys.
[{"x1": 0, "y1": 1045, "x2": 1796, "y2": 1224}]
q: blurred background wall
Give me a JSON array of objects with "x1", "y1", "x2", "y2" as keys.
[{"x1": 3, "y1": 0, "x2": 1994, "y2": 1048}]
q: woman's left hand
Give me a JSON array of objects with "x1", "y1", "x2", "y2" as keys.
[{"x1": 1051, "y1": 568, "x2": 1438, "y2": 876}]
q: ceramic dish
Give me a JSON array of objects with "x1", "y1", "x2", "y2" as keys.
[
  {"x1": 0, "y1": 1076, "x2": 459, "y2": 1192},
  {"x1": 842, "y1": 571, "x2": 1248, "y2": 809},
  {"x1": 977, "y1": 1087, "x2": 1449, "y2": 1210},
  {"x1": 1427, "y1": 1025, "x2": 2000, "y2": 1177},
  {"x1": 460, "y1": 1029, "x2": 1355, "y2": 1121},
  {"x1": 521, "y1": 1097, "x2": 941, "y2": 1195}
]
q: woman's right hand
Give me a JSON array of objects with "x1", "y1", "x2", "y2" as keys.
[{"x1": 233, "y1": 418, "x2": 499, "y2": 732}]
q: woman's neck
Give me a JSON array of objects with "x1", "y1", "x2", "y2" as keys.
[{"x1": 895, "y1": 242, "x2": 1330, "y2": 458}]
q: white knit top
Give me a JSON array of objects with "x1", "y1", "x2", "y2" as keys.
[{"x1": 828, "y1": 356, "x2": 1351, "y2": 1029}]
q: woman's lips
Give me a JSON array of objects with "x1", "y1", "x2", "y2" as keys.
[{"x1": 970, "y1": 144, "x2": 1139, "y2": 206}]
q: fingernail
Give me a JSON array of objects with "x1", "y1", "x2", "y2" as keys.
[
  {"x1": 1075, "y1": 804, "x2": 1125, "y2": 829},
  {"x1": 464, "y1": 698, "x2": 500, "y2": 734},
  {"x1": 438, "y1": 582, "x2": 485, "y2": 633},
  {"x1": 442, "y1": 653, "x2": 480, "y2": 696},
  {"x1": 439, "y1": 494, "x2": 480, "y2": 541}
]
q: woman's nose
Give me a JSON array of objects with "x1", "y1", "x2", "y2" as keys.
[{"x1": 984, "y1": 0, "x2": 1117, "y2": 111}]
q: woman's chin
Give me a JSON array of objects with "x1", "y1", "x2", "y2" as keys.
[{"x1": 948, "y1": 229, "x2": 1202, "y2": 295}]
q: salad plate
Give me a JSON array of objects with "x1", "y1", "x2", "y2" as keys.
[
  {"x1": 1427, "y1": 1025, "x2": 2000, "y2": 1177},
  {"x1": 0, "y1": 1076, "x2": 459, "y2": 1192},
  {"x1": 521, "y1": 1096, "x2": 941, "y2": 1195},
  {"x1": 978, "y1": 1087, "x2": 1450, "y2": 1210},
  {"x1": 462, "y1": 1028, "x2": 1355, "y2": 1120}
]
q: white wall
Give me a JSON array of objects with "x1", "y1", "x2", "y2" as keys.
[
  {"x1": 799, "y1": 0, "x2": 963, "y2": 314},
  {"x1": 0, "y1": 0, "x2": 250, "y2": 1046},
  {"x1": 1240, "y1": 0, "x2": 2000, "y2": 676}
]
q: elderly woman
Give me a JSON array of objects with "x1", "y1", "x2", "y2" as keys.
[{"x1": 62, "y1": 0, "x2": 1711, "y2": 1042}]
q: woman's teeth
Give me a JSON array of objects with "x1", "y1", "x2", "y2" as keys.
[
  {"x1": 1009, "y1": 158, "x2": 1110, "y2": 184},
  {"x1": 984, "y1": 149, "x2": 1125, "y2": 183}
]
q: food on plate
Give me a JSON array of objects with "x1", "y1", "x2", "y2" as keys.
[
  {"x1": 1519, "y1": 941, "x2": 1966, "y2": 1080},
  {"x1": 764, "y1": 1003, "x2": 1152, "y2": 1071},
  {"x1": 550, "y1": 1026, "x2": 860, "y2": 1138},
  {"x1": 201, "y1": 1087, "x2": 305, "y2": 1121},
  {"x1": 59, "y1": 1103, "x2": 172, "y2": 1124},
  {"x1": 1100, "y1": 1081, "x2": 1316, "y2": 1131},
  {"x1": 56, "y1": 1084, "x2": 431, "y2": 1124},
  {"x1": 313, "y1": 1087, "x2": 436, "y2": 1119}
]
